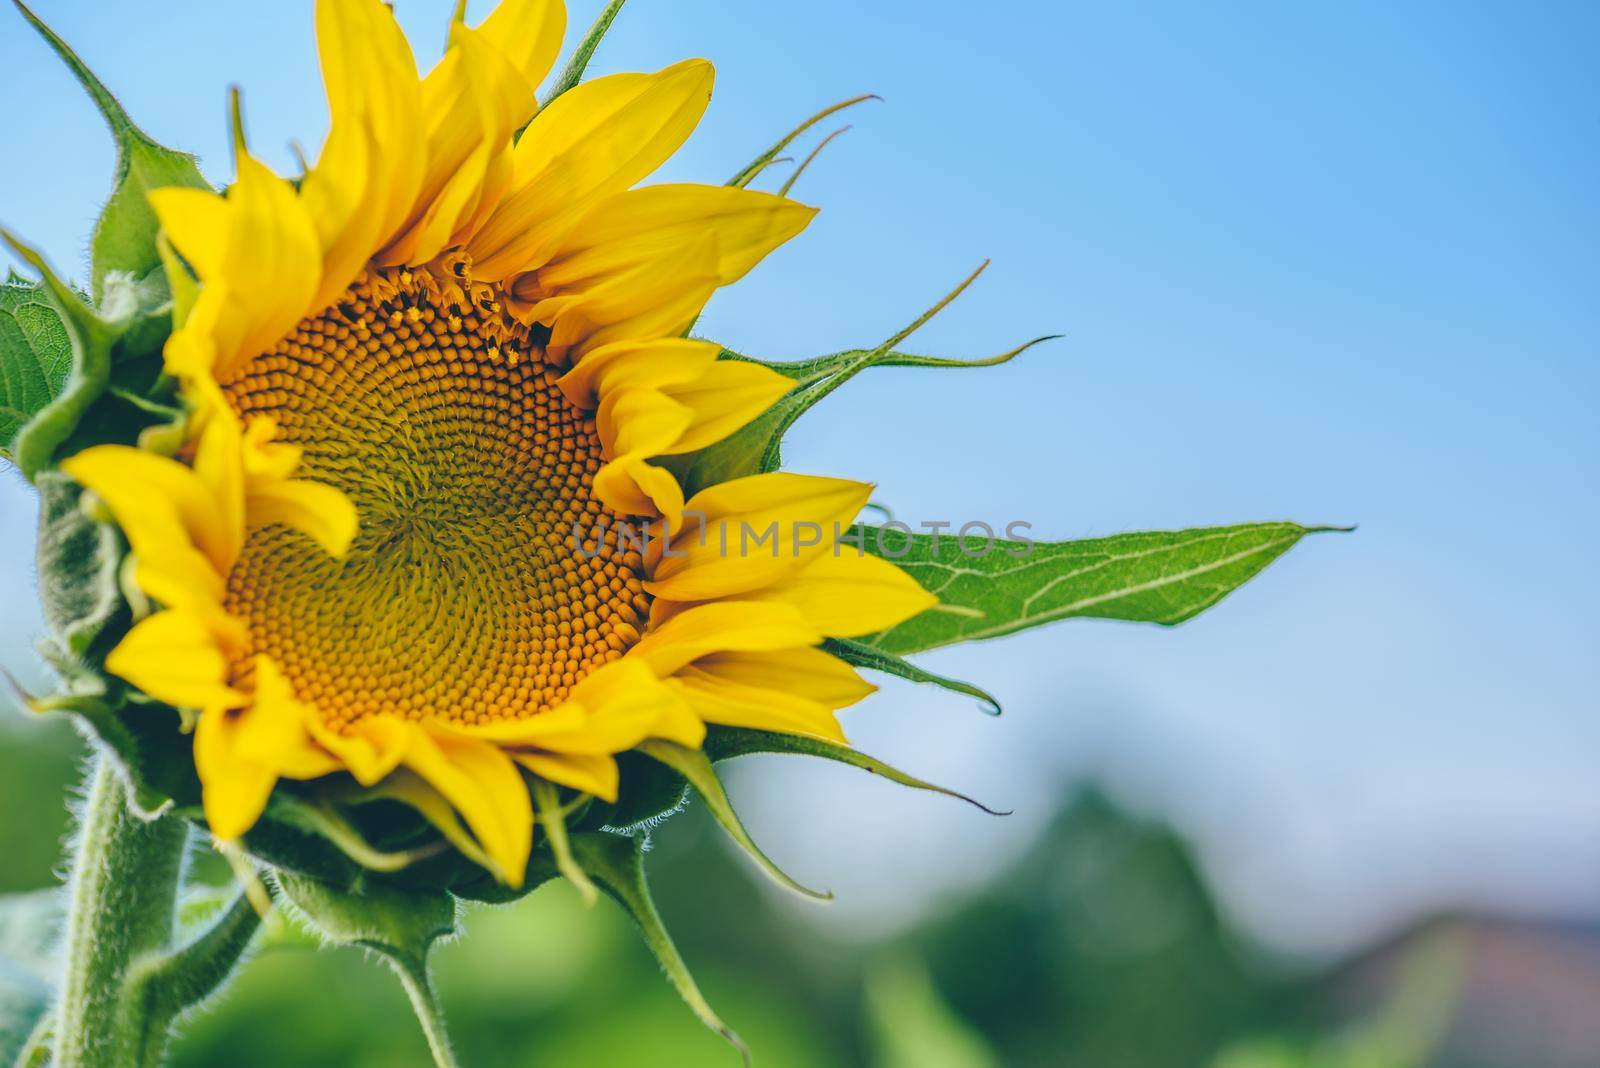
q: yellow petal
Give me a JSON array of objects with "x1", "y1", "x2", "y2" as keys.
[
  {"x1": 312, "y1": 0, "x2": 425, "y2": 257},
  {"x1": 301, "y1": 119, "x2": 382, "y2": 314},
  {"x1": 556, "y1": 337, "x2": 722, "y2": 410},
  {"x1": 152, "y1": 153, "x2": 323, "y2": 377},
  {"x1": 105, "y1": 610, "x2": 245, "y2": 714},
  {"x1": 567, "y1": 656, "x2": 704, "y2": 749},
  {"x1": 460, "y1": 659, "x2": 695, "y2": 753},
  {"x1": 381, "y1": 24, "x2": 531, "y2": 264},
  {"x1": 537, "y1": 183, "x2": 816, "y2": 294},
  {"x1": 246, "y1": 478, "x2": 358, "y2": 559},
  {"x1": 515, "y1": 231, "x2": 722, "y2": 361},
  {"x1": 596, "y1": 388, "x2": 693, "y2": 460},
  {"x1": 647, "y1": 473, "x2": 872, "y2": 601},
  {"x1": 512, "y1": 751, "x2": 620, "y2": 801},
  {"x1": 695, "y1": 646, "x2": 877, "y2": 709},
  {"x1": 308, "y1": 714, "x2": 413, "y2": 786},
  {"x1": 148, "y1": 188, "x2": 230, "y2": 277},
  {"x1": 236, "y1": 416, "x2": 358, "y2": 556},
  {"x1": 190, "y1": 412, "x2": 246, "y2": 567},
  {"x1": 240, "y1": 417, "x2": 301, "y2": 481},
  {"x1": 235, "y1": 657, "x2": 342, "y2": 779},
  {"x1": 671, "y1": 668, "x2": 849, "y2": 743},
  {"x1": 469, "y1": 60, "x2": 715, "y2": 281},
  {"x1": 475, "y1": 0, "x2": 566, "y2": 91},
  {"x1": 365, "y1": 768, "x2": 496, "y2": 873},
  {"x1": 626, "y1": 602, "x2": 821, "y2": 678},
  {"x1": 736, "y1": 550, "x2": 938, "y2": 637},
  {"x1": 62, "y1": 444, "x2": 235, "y2": 575},
  {"x1": 403, "y1": 725, "x2": 534, "y2": 886},
  {"x1": 194, "y1": 706, "x2": 277, "y2": 841},
  {"x1": 658, "y1": 359, "x2": 794, "y2": 455},
  {"x1": 593, "y1": 454, "x2": 686, "y2": 525}
]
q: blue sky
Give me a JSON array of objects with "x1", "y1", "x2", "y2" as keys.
[{"x1": 2, "y1": 0, "x2": 1596, "y2": 954}]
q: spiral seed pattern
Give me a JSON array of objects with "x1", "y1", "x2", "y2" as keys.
[{"x1": 219, "y1": 263, "x2": 650, "y2": 731}]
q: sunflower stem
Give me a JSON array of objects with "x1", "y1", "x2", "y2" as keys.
[
  {"x1": 124, "y1": 889, "x2": 267, "y2": 1068},
  {"x1": 389, "y1": 953, "x2": 461, "y2": 1068},
  {"x1": 52, "y1": 754, "x2": 189, "y2": 1068}
]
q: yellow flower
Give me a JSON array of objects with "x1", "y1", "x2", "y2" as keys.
[{"x1": 59, "y1": 0, "x2": 934, "y2": 886}]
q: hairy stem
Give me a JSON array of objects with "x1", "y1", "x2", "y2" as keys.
[
  {"x1": 389, "y1": 955, "x2": 460, "y2": 1068},
  {"x1": 52, "y1": 754, "x2": 188, "y2": 1068},
  {"x1": 126, "y1": 889, "x2": 266, "y2": 1068}
]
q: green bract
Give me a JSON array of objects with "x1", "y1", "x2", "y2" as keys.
[{"x1": 0, "y1": 1, "x2": 1342, "y2": 1065}]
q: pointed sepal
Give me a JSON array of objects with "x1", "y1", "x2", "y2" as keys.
[
  {"x1": 729, "y1": 94, "x2": 879, "y2": 189},
  {"x1": 638, "y1": 740, "x2": 833, "y2": 901},
  {"x1": 543, "y1": 0, "x2": 628, "y2": 105},
  {"x1": 703, "y1": 727, "x2": 1008, "y2": 816},
  {"x1": 823, "y1": 638, "x2": 1001, "y2": 716},
  {"x1": 667, "y1": 265, "x2": 1053, "y2": 495},
  {"x1": 13, "y1": 1, "x2": 210, "y2": 303},
  {"x1": 570, "y1": 831, "x2": 750, "y2": 1064}
]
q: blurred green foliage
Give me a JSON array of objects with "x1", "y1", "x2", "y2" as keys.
[{"x1": 0, "y1": 710, "x2": 1456, "y2": 1067}]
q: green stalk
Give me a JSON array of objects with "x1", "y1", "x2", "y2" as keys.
[
  {"x1": 124, "y1": 890, "x2": 265, "y2": 1068},
  {"x1": 389, "y1": 955, "x2": 461, "y2": 1068},
  {"x1": 52, "y1": 754, "x2": 188, "y2": 1068}
]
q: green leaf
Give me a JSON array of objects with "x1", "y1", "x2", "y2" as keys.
[
  {"x1": 14, "y1": 1, "x2": 210, "y2": 303},
  {"x1": 0, "y1": 891, "x2": 62, "y2": 1068},
  {"x1": 638, "y1": 740, "x2": 832, "y2": 901},
  {"x1": 824, "y1": 638, "x2": 1002, "y2": 715},
  {"x1": 858, "y1": 521, "x2": 1341, "y2": 656},
  {"x1": 543, "y1": 0, "x2": 628, "y2": 106},
  {"x1": 0, "y1": 234, "x2": 124, "y2": 481},
  {"x1": 276, "y1": 871, "x2": 462, "y2": 1068},
  {"x1": 34, "y1": 470, "x2": 127, "y2": 661},
  {"x1": 0, "y1": 280, "x2": 71, "y2": 460},
  {"x1": 569, "y1": 831, "x2": 749, "y2": 1065},
  {"x1": 703, "y1": 727, "x2": 1006, "y2": 816}
]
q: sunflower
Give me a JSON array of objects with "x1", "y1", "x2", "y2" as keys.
[{"x1": 56, "y1": 0, "x2": 936, "y2": 886}]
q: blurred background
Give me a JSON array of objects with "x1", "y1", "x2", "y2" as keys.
[{"x1": 2, "y1": 0, "x2": 1596, "y2": 1064}]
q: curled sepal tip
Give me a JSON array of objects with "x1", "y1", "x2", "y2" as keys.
[
  {"x1": 639, "y1": 740, "x2": 834, "y2": 902},
  {"x1": 571, "y1": 830, "x2": 750, "y2": 1066},
  {"x1": 778, "y1": 125, "x2": 851, "y2": 197},
  {"x1": 729, "y1": 93, "x2": 881, "y2": 189}
]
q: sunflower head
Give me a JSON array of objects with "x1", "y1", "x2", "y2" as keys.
[
  {"x1": 4, "y1": 0, "x2": 1328, "y2": 1055},
  {"x1": 14, "y1": 0, "x2": 939, "y2": 892}
]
